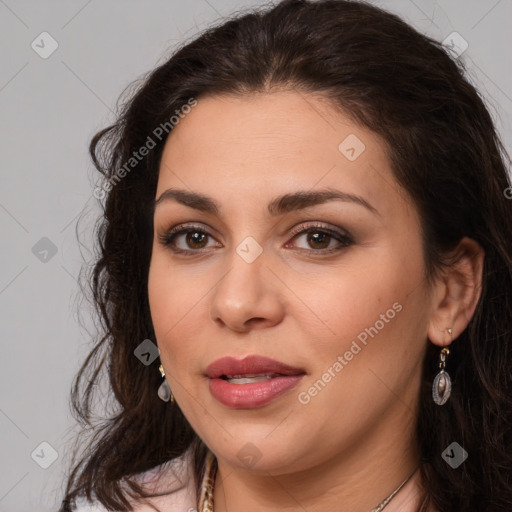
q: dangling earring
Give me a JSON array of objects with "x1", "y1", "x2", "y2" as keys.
[
  {"x1": 432, "y1": 328, "x2": 452, "y2": 406},
  {"x1": 158, "y1": 363, "x2": 175, "y2": 404}
]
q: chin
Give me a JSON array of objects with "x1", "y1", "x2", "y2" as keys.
[{"x1": 210, "y1": 434, "x2": 305, "y2": 473}]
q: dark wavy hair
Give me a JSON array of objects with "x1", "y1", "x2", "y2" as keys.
[{"x1": 59, "y1": 0, "x2": 512, "y2": 510}]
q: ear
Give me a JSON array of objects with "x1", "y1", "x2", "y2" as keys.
[{"x1": 427, "y1": 237, "x2": 485, "y2": 346}]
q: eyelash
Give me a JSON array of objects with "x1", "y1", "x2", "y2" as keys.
[{"x1": 157, "y1": 222, "x2": 353, "y2": 256}]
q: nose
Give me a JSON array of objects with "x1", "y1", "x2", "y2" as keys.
[{"x1": 209, "y1": 247, "x2": 285, "y2": 333}]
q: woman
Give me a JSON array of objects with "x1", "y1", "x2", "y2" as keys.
[{"x1": 60, "y1": 0, "x2": 512, "y2": 511}]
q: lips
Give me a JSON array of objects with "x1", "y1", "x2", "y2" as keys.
[
  {"x1": 205, "y1": 355, "x2": 305, "y2": 379},
  {"x1": 205, "y1": 355, "x2": 306, "y2": 409}
]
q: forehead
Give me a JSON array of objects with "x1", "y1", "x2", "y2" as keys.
[
  {"x1": 161, "y1": 91, "x2": 368, "y2": 164},
  {"x1": 156, "y1": 91, "x2": 410, "y2": 219}
]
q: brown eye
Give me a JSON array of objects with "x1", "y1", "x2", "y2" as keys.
[
  {"x1": 304, "y1": 231, "x2": 332, "y2": 250},
  {"x1": 158, "y1": 222, "x2": 353, "y2": 256},
  {"x1": 288, "y1": 224, "x2": 353, "y2": 254},
  {"x1": 158, "y1": 225, "x2": 216, "y2": 253},
  {"x1": 184, "y1": 231, "x2": 208, "y2": 249}
]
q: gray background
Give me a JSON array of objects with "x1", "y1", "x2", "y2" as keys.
[{"x1": 0, "y1": 1, "x2": 511, "y2": 510}]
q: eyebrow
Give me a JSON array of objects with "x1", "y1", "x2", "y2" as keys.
[{"x1": 153, "y1": 187, "x2": 380, "y2": 217}]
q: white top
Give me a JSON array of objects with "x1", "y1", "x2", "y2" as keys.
[{"x1": 73, "y1": 446, "x2": 198, "y2": 512}]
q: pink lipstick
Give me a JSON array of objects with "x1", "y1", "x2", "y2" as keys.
[{"x1": 205, "y1": 355, "x2": 305, "y2": 409}]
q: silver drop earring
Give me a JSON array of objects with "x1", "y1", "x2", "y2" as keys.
[
  {"x1": 158, "y1": 363, "x2": 175, "y2": 404},
  {"x1": 432, "y1": 328, "x2": 452, "y2": 406}
]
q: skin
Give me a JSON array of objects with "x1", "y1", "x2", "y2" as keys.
[{"x1": 147, "y1": 90, "x2": 484, "y2": 512}]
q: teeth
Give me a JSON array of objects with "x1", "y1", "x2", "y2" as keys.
[
  {"x1": 226, "y1": 375, "x2": 273, "y2": 384},
  {"x1": 224, "y1": 373, "x2": 276, "y2": 379}
]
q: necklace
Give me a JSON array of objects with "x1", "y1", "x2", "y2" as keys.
[{"x1": 197, "y1": 450, "x2": 419, "y2": 512}]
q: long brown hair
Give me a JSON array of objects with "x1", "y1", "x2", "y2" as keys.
[{"x1": 60, "y1": 1, "x2": 512, "y2": 510}]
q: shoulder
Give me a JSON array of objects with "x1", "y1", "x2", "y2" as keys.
[{"x1": 73, "y1": 446, "x2": 197, "y2": 512}]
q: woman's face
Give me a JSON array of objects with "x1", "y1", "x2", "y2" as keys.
[{"x1": 148, "y1": 91, "x2": 434, "y2": 474}]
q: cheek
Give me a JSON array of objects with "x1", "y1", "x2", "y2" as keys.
[
  {"x1": 148, "y1": 258, "x2": 186, "y2": 350},
  {"x1": 148, "y1": 259, "x2": 175, "y2": 331},
  {"x1": 301, "y1": 244, "x2": 425, "y2": 371},
  {"x1": 147, "y1": 255, "x2": 209, "y2": 367},
  {"x1": 148, "y1": 252, "x2": 201, "y2": 325},
  {"x1": 305, "y1": 260, "x2": 398, "y2": 331}
]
